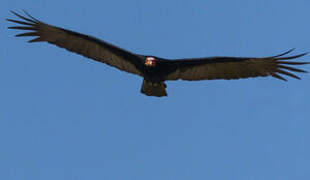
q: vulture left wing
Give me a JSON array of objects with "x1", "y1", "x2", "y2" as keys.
[
  {"x1": 7, "y1": 11, "x2": 143, "y2": 76},
  {"x1": 164, "y1": 49, "x2": 308, "y2": 81}
]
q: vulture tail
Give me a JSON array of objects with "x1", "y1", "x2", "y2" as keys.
[{"x1": 141, "y1": 80, "x2": 167, "y2": 97}]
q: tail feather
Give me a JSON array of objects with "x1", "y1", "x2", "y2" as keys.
[{"x1": 141, "y1": 80, "x2": 167, "y2": 97}]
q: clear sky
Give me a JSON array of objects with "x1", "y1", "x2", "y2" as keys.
[{"x1": 1, "y1": 0, "x2": 310, "y2": 179}]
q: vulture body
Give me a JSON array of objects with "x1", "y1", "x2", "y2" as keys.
[{"x1": 7, "y1": 11, "x2": 309, "y2": 97}]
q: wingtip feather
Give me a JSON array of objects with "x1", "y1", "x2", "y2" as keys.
[
  {"x1": 9, "y1": 10, "x2": 37, "y2": 23},
  {"x1": 277, "y1": 69, "x2": 301, "y2": 80},
  {"x1": 8, "y1": 26, "x2": 36, "y2": 30},
  {"x1": 270, "y1": 48, "x2": 295, "y2": 58},
  {"x1": 277, "y1": 52, "x2": 308, "y2": 60},
  {"x1": 6, "y1": 18, "x2": 35, "y2": 26},
  {"x1": 28, "y1": 37, "x2": 44, "y2": 43},
  {"x1": 271, "y1": 73, "x2": 287, "y2": 81},
  {"x1": 22, "y1": 10, "x2": 40, "y2": 22},
  {"x1": 15, "y1": 32, "x2": 40, "y2": 37},
  {"x1": 278, "y1": 65, "x2": 308, "y2": 73}
]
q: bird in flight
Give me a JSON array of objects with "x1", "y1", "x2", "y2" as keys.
[{"x1": 7, "y1": 11, "x2": 309, "y2": 97}]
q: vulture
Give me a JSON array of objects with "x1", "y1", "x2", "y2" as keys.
[{"x1": 7, "y1": 11, "x2": 309, "y2": 97}]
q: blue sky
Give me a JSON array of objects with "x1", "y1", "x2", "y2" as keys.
[{"x1": 1, "y1": 0, "x2": 310, "y2": 179}]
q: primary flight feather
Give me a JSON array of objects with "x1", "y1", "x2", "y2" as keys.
[{"x1": 7, "y1": 11, "x2": 309, "y2": 97}]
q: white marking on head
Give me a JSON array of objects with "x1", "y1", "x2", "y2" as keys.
[{"x1": 146, "y1": 57, "x2": 155, "y2": 61}]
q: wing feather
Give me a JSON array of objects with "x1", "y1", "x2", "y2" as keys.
[
  {"x1": 7, "y1": 11, "x2": 143, "y2": 76},
  {"x1": 164, "y1": 50, "x2": 308, "y2": 81}
]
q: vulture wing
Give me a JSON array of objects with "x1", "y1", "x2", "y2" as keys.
[
  {"x1": 7, "y1": 11, "x2": 143, "y2": 76},
  {"x1": 164, "y1": 49, "x2": 308, "y2": 81}
]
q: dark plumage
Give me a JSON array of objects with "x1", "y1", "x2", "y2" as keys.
[{"x1": 7, "y1": 11, "x2": 309, "y2": 97}]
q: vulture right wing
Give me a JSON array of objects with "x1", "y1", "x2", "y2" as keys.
[
  {"x1": 164, "y1": 49, "x2": 308, "y2": 81},
  {"x1": 7, "y1": 11, "x2": 144, "y2": 76}
]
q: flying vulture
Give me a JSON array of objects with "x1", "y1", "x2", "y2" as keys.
[{"x1": 7, "y1": 11, "x2": 309, "y2": 97}]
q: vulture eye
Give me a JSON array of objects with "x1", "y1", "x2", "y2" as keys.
[{"x1": 145, "y1": 57, "x2": 156, "y2": 67}]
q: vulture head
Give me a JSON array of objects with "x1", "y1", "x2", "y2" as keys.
[{"x1": 145, "y1": 57, "x2": 156, "y2": 67}]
